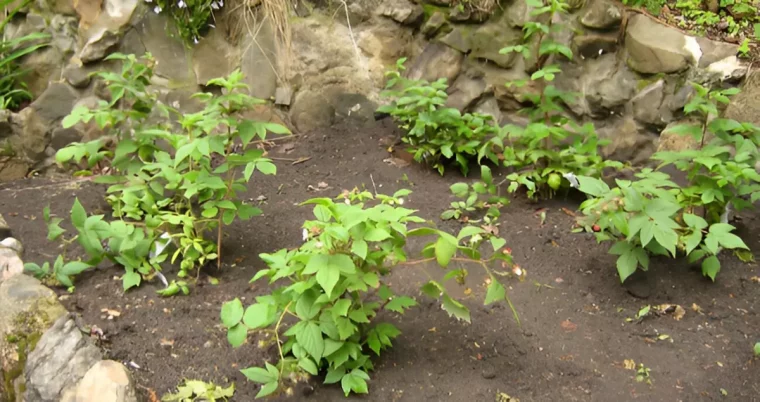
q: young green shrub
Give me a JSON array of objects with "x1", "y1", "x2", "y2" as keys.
[
  {"x1": 144, "y1": 0, "x2": 221, "y2": 45},
  {"x1": 221, "y1": 189, "x2": 521, "y2": 398},
  {"x1": 442, "y1": 165, "x2": 509, "y2": 225},
  {"x1": 377, "y1": 58, "x2": 503, "y2": 176},
  {"x1": 497, "y1": 0, "x2": 623, "y2": 199},
  {"x1": 575, "y1": 84, "x2": 758, "y2": 282},
  {"x1": 50, "y1": 53, "x2": 289, "y2": 293},
  {"x1": 0, "y1": 0, "x2": 50, "y2": 109}
]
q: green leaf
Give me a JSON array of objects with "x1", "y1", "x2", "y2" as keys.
[
  {"x1": 296, "y1": 321, "x2": 324, "y2": 360},
  {"x1": 490, "y1": 237, "x2": 507, "y2": 251},
  {"x1": 298, "y1": 358, "x2": 319, "y2": 375},
  {"x1": 683, "y1": 213, "x2": 708, "y2": 229},
  {"x1": 316, "y1": 262, "x2": 340, "y2": 297},
  {"x1": 331, "y1": 299, "x2": 352, "y2": 318},
  {"x1": 221, "y1": 298, "x2": 245, "y2": 328},
  {"x1": 576, "y1": 176, "x2": 610, "y2": 197},
  {"x1": 457, "y1": 226, "x2": 486, "y2": 241},
  {"x1": 385, "y1": 296, "x2": 417, "y2": 314},
  {"x1": 256, "y1": 382, "x2": 278, "y2": 398},
  {"x1": 240, "y1": 366, "x2": 277, "y2": 384},
  {"x1": 652, "y1": 224, "x2": 678, "y2": 256},
  {"x1": 60, "y1": 261, "x2": 91, "y2": 276},
  {"x1": 351, "y1": 240, "x2": 368, "y2": 260},
  {"x1": 484, "y1": 280, "x2": 506, "y2": 305},
  {"x1": 313, "y1": 205, "x2": 332, "y2": 222},
  {"x1": 702, "y1": 255, "x2": 720, "y2": 281},
  {"x1": 243, "y1": 303, "x2": 274, "y2": 329},
  {"x1": 434, "y1": 235, "x2": 457, "y2": 267},
  {"x1": 227, "y1": 323, "x2": 248, "y2": 347},
  {"x1": 754, "y1": 342, "x2": 760, "y2": 357},
  {"x1": 324, "y1": 368, "x2": 345, "y2": 384},
  {"x1": 341, "y1": 370, "x2": 369, "y2": 396},
  {"x1": 441, "y1": 294, "x2": 470, "y2": 322},
  {"x1": 450, "y1": 182, "x2": 469, "y2": 198},
  {"x1": 70, "y1": 198, "x2": 87, "y2": 230},
  {"x1": 122, "y1": 271, "x2": 141, "y2": 290},
  {"x1": 684, "y1": 231, "x2": 703, "y2": 255},
  {"x1": 296, "y1": 292, "x2": 321, "y2": 320},
  {"x1": 364, "y1": 228, "x2": 391, "y2": 242},
  {"x1": 256, "y1": 161, "x2": 277, "y2": 175},
  {"x1": 348, "y1": 309, "x2": 370, "y2": 323},
  {"x1": 616, "y1": 251, "x2": 638, "y2": 283}
]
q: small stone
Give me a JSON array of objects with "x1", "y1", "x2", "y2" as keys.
[
  {"x1": 75, "y1": 360, "x2": 137, "y2": 402},
  {"x1": 0, "y1": 244, "x2": 23, "y2": 283},
  {"x1": 421, "y1": 11, "x2": 446, "y2": 38},
  {"x1": 580, "y1": 0, "x2": 623, "y2": 30},
  {"x1": 24, "y1": 316, "x2": 103, "y2": 401},
  {"x1": 51, "y1": 127, "x2": 84, "y2": 150},
  {"x1": 379, "y1": 0, "x2": 424, "y2": 26},
  {"x1": 62, "y1": 63, "x2": 91, "y2": 88},
  {"x1": 481, "y1": 365, "x2": 497, "y2": 379},
  {"x1": 275, "y1": 87, "x2": 293, "y2": 106},
  {"x1": 0, "y1": 213, "x2": 10, "y2": 239},
  {"x1": 624, "y1": 269, "x2": 652, "y2": 299},
  {"x1": 0, "y1": 238, "x2": 23, "y2": 256}
]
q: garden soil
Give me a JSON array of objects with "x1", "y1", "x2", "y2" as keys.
[{"x1": 1, "y1": 118, "x2": 759, "y2": 401}]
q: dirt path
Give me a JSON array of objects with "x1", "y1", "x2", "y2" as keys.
[{"x1": 1, "y1": 118, "x2": 759, "y2": 401}]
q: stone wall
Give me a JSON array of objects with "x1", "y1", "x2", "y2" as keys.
[{"x1": 0, "y1": 0, "x2": 751, "y2": 181}]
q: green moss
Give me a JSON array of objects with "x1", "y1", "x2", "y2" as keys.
[
  {"x1": 2, "y1": 297, "x2": 65, "y2": 402},
  {"x1": 636, "y1": 73, "x2": 666, "y2": 91},
  {"x1": 423, "y1": 3, "x2": 449, "y2": 20}
]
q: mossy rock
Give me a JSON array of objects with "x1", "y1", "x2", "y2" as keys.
[{"x1": 0, "y1": 275, "x2": 67, "y2": 402}]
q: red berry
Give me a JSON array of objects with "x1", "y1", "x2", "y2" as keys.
[{"x1": 592, "y1": 225, "x2": 601, "y2": 232}]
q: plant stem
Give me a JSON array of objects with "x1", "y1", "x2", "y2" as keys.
[{"x1": 274, "y1": 301, "x2": 293, "y2": 377}]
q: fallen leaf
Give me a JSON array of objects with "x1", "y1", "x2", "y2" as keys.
[
  {"x1": 160, "y1": 338, "x2": 175, "y2": 347},
  {"x1": 750, "y1": 276, "x2": 760, "y2": 283},
  {"x1": 673, "y1": 305, "x2": 686, "y2": 321},
  {"x1": 318, "y1": 181, "x2": 328, "y2": 189},
  {"x1": 481, "y1": 224, "x2": 499, "y2": 236},
  {"x1": 383, "y1": 157, "x2": 410, "y2": 168},
  {"x1": 554, "y1": 277, "x2": 564, "y2": 284},
  {"x1": 561, "y1": 208, "x2": 576, "y2": 217},
  {"x1": 428, "y1": 327, "x2": 436, "y2": 333},
  {"x1": 716, "y1": 361, "x2": 724, "y2": 367},
  {"x1": 291, "y1": 156, "x2": 311, "y2": 165},
  {"x1": 692, "y1": 303, "x2": 703, "y2": 313},
  {"x1": 560, "y1": 319, "x2": 577, "y2": 332},
  {"x1": 624, "y1": 359, "x2": 636, "y2": 370},
  {"x1": 101, "y1": 308, "x2": 121, "y2": 319}
]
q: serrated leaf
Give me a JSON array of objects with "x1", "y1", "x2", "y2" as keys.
[
  {"x1": 702, "y1": 255, "x2": 720, "y2": 281},
  {"x1": 617, "y1": 251, "x2": 638, "y2": 283},
  {"x1": 296, "y1": 321, "x2": 324, "y2": 360},
  {"x1": 435, "y1": 235, "x2": 457, "y2": 267},
  {"x1": 484, "y1": 280, "x2": 506, "y2": 305},
  {"x1": 298, "y1": 358, "x2": 319, "y2": 375},
  {"x1": 122, "y1": 271, "x2": 141, "y2": 290},
  {"x1": 442, "y1": 294, "x2": 470, "y2": 322},
  {"x1": 385, "y1": 296, "x2": 417, "y2": 314},
  {"x1": 241, "y1": 366, "x2": 278, "y2": 384},
  {"x1": 331, "y1": 299, "x2": 352, "y2": 318},
  {"x1": 351, "y1": 240, "x2": 368, "y2": 260}
]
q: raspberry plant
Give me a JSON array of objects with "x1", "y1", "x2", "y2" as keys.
[
  {"x1": 46, "y1": 53, "x2": 289, "y2": 293},
  {"x1": 497, "y1": 0, "x2": 623, "y2": 199},
  {"x1": 377, "y1": 58, "x2": 503, "y2": 176},
  {"x1": 576, "y1": 84, "x2": 758, "y2": 281},
  {"x1": 221, "y1": 189, "x2": 520, "y2": 398}
]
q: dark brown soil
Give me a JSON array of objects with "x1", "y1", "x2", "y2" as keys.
[{"x1": 2, "y1": 118, "x2": 759, "y2": 402}]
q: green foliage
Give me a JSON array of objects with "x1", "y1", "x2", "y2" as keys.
[
  {"x1": 576, "y1": 84, "x2": 757, "y2": 282},
  {"x1": 0, "y1": 0, "x2": 50, "y2": 109},
  {"x1": 161, "y1": 379, "x2": 235, "y2": 401},
  {"x1": 442, "y1": 166, "x2": 509, "y2": 223},
  {"x1": 222, "y1": 189, "x2": 520, "y2": 397},
  {"x1": 148, "y1": 0, "x2": 221, "y2": 45},
  {"x1": 496, "y1": 0, "x2": 622, "y2": 199},
  {"x1": 377, "y1": 58, "x2": 502, "y2": 176},
  {"x1": 52, "y1": 53, "x2": 289, "y2": 292},
  {"x1": 754, "y1": 342, "x2": 760, "y2": 356},
  {"x1": 672, "y1": 0, "x2": 759, "y2": 36}
]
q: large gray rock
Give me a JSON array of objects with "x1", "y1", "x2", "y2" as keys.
[
  {"x1": 77, "y1": 0, "x2": 139, "y2": 63},
  {"x1": 469, "y1": 23, "x2": 522, "y2": 68},
  {"x1": 241, "y1": 19, "x2": 278, "y2": 100},
  {"x1": 24, "y1": 315, "x2": 103, "y2": 402},
  {"x1": 71, "y1": 360, "x2": 137, "y2": 402},
  {"x1": 446, "y1": 73, "x2": 488, "y2": 111},
  {"x1": 0, "y1": 275, "x2": 68, "y2": 401},
  {"x1": 724, "y1": 70, "x2": 760, "y2": 126},
  {"x1": 406, "y1": 42, "x2": 463, "y2": 83},
  {"x1": 0, "y1": 214, "x2": 10, "y2": 238},
  {"x1": 30, "y1": 82, "x2": 79, "y2": 124},
  {"x1": 597, "y1": 117, "x2": 656, "y2": 165},
  {"x1": 192, "y1": 27, "x2": 240, "y2": 86},
  {"x1": 136, "y1": 13, "x2": 196, "y2": 85},
  {"x1": 580, "y1": 0, "x2": 623, "y2": 30},
  {"x1": 557, "y1": 54, "x2": 637, "y2": 117},
  {"x1": 378, "y1": 0, "x2": 423, "y2": 25},
  {"x1": 11, "y1": 107, "x2": 51, "y2": 163},
  {"x1": 0, "y1": 237, "x2": 24, "y2": 283},
  {"x1": 291, "y1": 90, "x2": 335, "y2": 132},
  {"x1": 696, "y1": 37, "x2": 739, "y2": 68},
  {"x1": 18, "y1": 46, "x2": 65, "y2": 98},
  {"x1": 439, "y1": 26, "x2": 472, "y2": 53},
  {"x1": 632, "y1": 80, "x2": 667, "y2": 127},
  {"x1": 625, "y1": 14, "x2": 700, "y2": 74},
  {"x1": 421, "y1": 11, "x2": 447, "y2": 37},
  {"x1": 573, "y1": 33, "x2": 618, "y2": 59}
]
